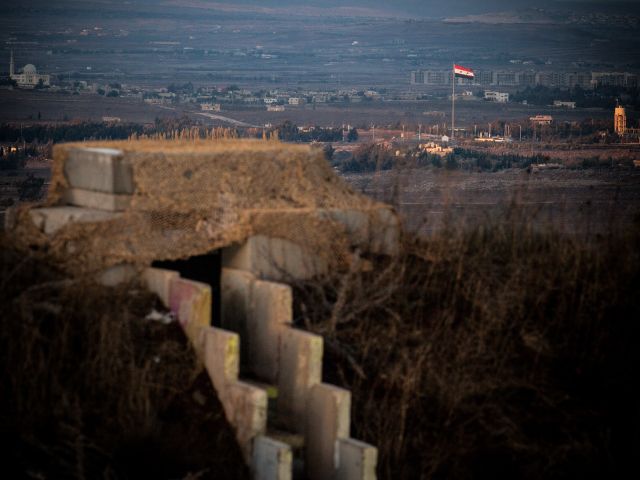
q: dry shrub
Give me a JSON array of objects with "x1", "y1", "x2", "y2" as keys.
[
  {"x1": 0, "y1": 241, "x2": 248, "y2": 479},
  {"x1": 293, "y1": 213, "x2": 640, "y2": 479}
]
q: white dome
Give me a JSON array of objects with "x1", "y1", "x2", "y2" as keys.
[{"x1": 22, "y1": 64, "x2": 37, "y2": 74}]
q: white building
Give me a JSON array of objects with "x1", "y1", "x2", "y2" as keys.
[
  {"x1": 9, "y1": 51, "x2": 50, "y2": 88},
  {"x1": 484, "y1": 91, "x2": 509, "y2": 103}
]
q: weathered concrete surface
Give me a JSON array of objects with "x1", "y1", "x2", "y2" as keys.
[
  {"x1": 318, "y1": 207, "x2": 400, "y2": 256},
  {"x1": 337, "y1": 438, "x2": 378, "y2": 480},
  {"x1": 62, "y1": 187, "x2": 132, "y2": 212},
  {"x1": 168, "y1": 277, "x2": 211, "y2": 344},
  {"x1": 306, "y1": 384, "x2": 351, "y2": 480},
  {"x1": 143, "y1": 267, "x2": 180, "y2": 307},
  {"x1": 253, "y1": 436, "x2": 293, "y2": 480},
  {"x1": 227, "y1": 381, "x2": 268, "y2": 461},
  {"x1": 29, "y1": 206, "x2": 120, "y2": 234},
  {"x1": 278, "y1": 328, "x2": 323, "y2": 432},
  {"x1": 202, "y1": 327, "x2": 240, "y2": 394},
  {"x1": 248, "y1": 278, "x2": 293, "y2": 382},
  {"x1": 65, "y1": 147, "x2": 133, "y2": 194},
  {"x1": 223, "y1": 235, "x2": 328, "y2": 281},
  {"x1": 221, "y1": 268, "x2": 254, "y2": 340},
  {"x1": 222, "y1": 268, "x2": 293, "y2": 382}
]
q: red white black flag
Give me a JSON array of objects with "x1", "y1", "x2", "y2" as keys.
[{"x1": 454, "y1": 64, "x2": 474, "y2": 79}]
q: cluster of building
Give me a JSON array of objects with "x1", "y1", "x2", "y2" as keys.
[
  {"x1": 142, "y1": 86, "x2": 383, "y2": 111},
  {"x1": 411, "y1": 69, "x2": 638, "y2": 89},
  {"x1": 7, "y1": 51, "x2": 50, "y2": 88}
]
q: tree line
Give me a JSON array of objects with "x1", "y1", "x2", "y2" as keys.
[{"x1": 335, "y1": 144, "x2": 554, "y2": 173}]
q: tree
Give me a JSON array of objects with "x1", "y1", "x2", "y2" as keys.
[{"x1": 347, "y1": 127, "x2": 358, "y2": 142}]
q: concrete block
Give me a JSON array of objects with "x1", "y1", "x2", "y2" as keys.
[
  {"x1": 306, "y1": 383, "x2": 352, "y2": 480},
  {"x1": 337, "y1": 438, "x2": 378, "y2": 480},
  {"x1": 247, "y1": 279, "x2": 293, "y2": 382},
  {"x1": 253, "y1": 436, "x2": 293, "y2": 480},
  {"x1": 142, "y1": 267, "x2": 180, "y2": 307},
  {"x1": 29, "y1": 206, "x2": 120, "y2": 235},
  {"x1": 220, "y1": 268, "x2": 255, "y2": 336},
  {"x1": 222, "y1": 235, "x2": 328, "y2": 281},
  {"x1": 319, "y1": 207, "x2": 400, "y2": 256},
  {"x1": 65, "y1": 147, "x2": 133, "y2": 194},
  {"x1": 168, "y1": 277, "x2": 212, "y2": 344},
  {"x1": 202, "y1": 327, "x2": 240, "y2": 394},
  {"x1": 277, "y1": 328, "x2": 323, "y2": 432},
  {"x1": 96, "y1": 264, "x2": 136, "y2": 287},
  {"x1": 226, "y1": 381, "x2": 268, "y2": 461},
  {"x1": 62, "y1": 187, "x2": 132, "y2": 212}
]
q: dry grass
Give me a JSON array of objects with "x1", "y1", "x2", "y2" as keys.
[
  {"x1": 0, "y1": 240, "x2": 248, "y2": 479},
  {"x1": 293, "y1": 211, "x2": 640, "y2": 479}
]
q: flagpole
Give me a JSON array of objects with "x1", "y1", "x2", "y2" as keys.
[{"x1": 451, "y1": 63, "x2": 455, "y2": 140}]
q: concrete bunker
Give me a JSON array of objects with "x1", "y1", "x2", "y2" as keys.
[{"x1": 8, "y1": 139, "x2": 400, "y2": 480}]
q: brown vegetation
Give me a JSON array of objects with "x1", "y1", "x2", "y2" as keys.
[
  {"x1": 293, "y1": 211, "x2": 640, "y2": 479},
  {"x1": 0, "y1": 240, "x2": 248, "y2": 479}
]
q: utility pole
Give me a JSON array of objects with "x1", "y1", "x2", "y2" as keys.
[{"x1": 451, "y1": 63, "x2": 455, "y2": 139}]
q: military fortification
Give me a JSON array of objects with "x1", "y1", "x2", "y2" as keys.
[{"x1": 7, "y1": 139, "x2": 401, "y2": 480}]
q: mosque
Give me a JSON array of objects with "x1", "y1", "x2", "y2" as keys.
[{"x1": 9, "y1": 50, "x2": 50, "y2": 88}]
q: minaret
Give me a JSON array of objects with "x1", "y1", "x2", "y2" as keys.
[
  {"x1": 614, "y1": 100, "x2": 626, "y2": 136},
  {"x1": 9, "y1": 50, "x2": 14, "y2": 77}
]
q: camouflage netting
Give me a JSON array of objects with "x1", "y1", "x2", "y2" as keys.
[{"x1": 10, "y1": 139, "x2": 391, "y2": 276}]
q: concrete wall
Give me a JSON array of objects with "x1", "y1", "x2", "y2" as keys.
[
  {"x1": 221, "y1": 267, "x2": 378, "y2": 479},
  {"x1": 306, "y1": 383, "x2": 352, "y2": 480},
  {"x1": 223, "y1": 235, "x2": 328, "y2": 281},
  {"x1": 144, "y1": 267, "x2": 272, "y2": 465},
  {"x1": 24, "y1": 143, "x2": 393, "y2": 479}
]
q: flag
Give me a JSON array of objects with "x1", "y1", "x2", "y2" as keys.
[{"x1": 454, "y1": 64, "x2": 474, "y2": 80}]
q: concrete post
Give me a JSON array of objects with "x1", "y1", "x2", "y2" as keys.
[
  {"x1": 247, "y1": 278, "x2": 292, "y2": 382},
  {"x1": 278, "y1": 328, "x2": 323, "y2": 432},
  {"x1": 306, "y1": 384, "x2": 351, "y2": 480},
  {"x1": 337, "y1": 438, "x2": 378, "y2": 480},
  {"x1": 253, "y1": 436, "x2": 293, "y2": 480}
]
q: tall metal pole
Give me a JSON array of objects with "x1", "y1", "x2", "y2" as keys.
[{"x1": 451, "y1": 64, "x2": 455, "y2": 140}]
